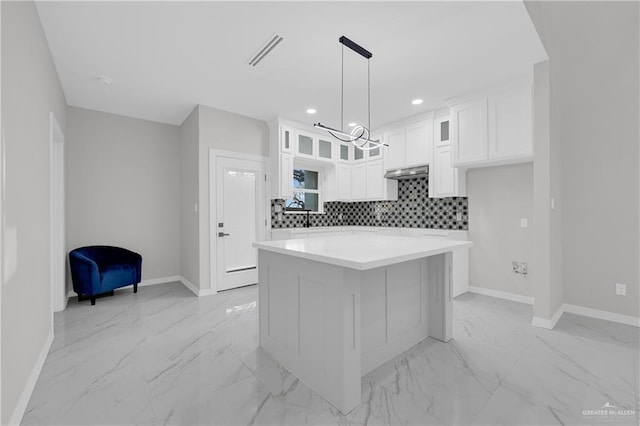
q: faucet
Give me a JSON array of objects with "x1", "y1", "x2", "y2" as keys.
[{"x1": 303, "y1": 209, "x2": 311, "y2": 228}]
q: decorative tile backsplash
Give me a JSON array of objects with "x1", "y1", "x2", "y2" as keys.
[{"x1": 271, "y1": 176, "x2": 468, "y2": 230}]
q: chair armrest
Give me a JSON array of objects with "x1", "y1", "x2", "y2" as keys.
[{"x1": 69, "y1": 251, "x2": 101, "y2": 295}]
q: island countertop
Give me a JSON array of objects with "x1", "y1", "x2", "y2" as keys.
[{"x1": 253, "y1": 234, "x2": 472, "y2": 271}]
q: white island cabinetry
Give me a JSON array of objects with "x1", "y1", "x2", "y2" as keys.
[
  {"x1": 255, "y1": 235, "x2": 472, "y2": 414},
  {"x1": 271, "y1": 226, "x2": 470, "y2": 297}
]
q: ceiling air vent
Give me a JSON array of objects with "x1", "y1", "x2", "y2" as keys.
[{"x1": 247, "y1": 34, "x2": 283, "y2": 67}]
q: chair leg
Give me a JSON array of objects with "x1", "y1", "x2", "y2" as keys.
[
  {"x1": 91, "y1": 296, "x2": 96, "y2": 306},
  {"x1": 134, "y1": 283, "x2": 138, "y2": 293}
]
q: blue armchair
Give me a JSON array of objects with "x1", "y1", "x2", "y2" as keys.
[{"x1": 69, "y1": 246, "x2": 142, "y2": 305}]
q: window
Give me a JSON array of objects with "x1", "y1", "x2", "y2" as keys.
[{"x1": 285, "y1": 168, "x2": 320, "y2": 212}]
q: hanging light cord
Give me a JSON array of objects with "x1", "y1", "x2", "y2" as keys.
[
  {"x1": 368, "y1": 58, "x2": 371, "y2": 136},
  {"x1": 341, "y1": 44, "x2": 344, "y2": 132},
  {"x1": 316, "y1": 35, "x2": 387, "y2": 148}
]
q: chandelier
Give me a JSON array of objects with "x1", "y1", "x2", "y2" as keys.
[{"x1": 314, "y1": 36, "x2": 387, "y2": 151}]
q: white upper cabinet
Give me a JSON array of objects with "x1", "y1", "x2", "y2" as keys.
[
  {"x1": 384, "y1": 116, "x2": 433, "y2": 171},
  {"x1": 279, "y1": 153, "x2": 294, "y2": 198},
  {"x1": 350, "y1": 163, "x2": 367, "y2": 200},
  {"x1": 405, "y1": 119, "x2": 432, "y2": 167},
  {"x1": 317, "y1": 137, "x2": 335, "y2": 162},
  {"x1": 338, "y1": 142, "x2": 352, "y2": 163},
  {"x1": 450, "y1": 82, "x2": 532, "y2": 168},
  {"x1": 450, "y1": 98, "x2": 488, "y2": 165},
  {"x1": 353, "y1": 143, "x2": 366, "y2": 162},
  {"x1": 385, "y1": 128, "x2": 406, "y2": 170},
  {"x1": 488, "y1": 85, "x2": 532, "y2": 160},
  {"x1": 337, "y1": 163, "x2": 352, "y2": 200},
  {"x1": 365, "y1": 159, "x2": 385, "y2": 200},
  {"x1": 430, "y1": 114, "x2": 466, "y2": 198},
  {"x1": 295, "y1": 130, "x2": 316, "y2": 159},
  {"x1": 280, "y1": 125, "x2": 294, "y2": 154}
]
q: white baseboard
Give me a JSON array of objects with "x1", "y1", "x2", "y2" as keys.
[
  {"x1": 178, "y1": 276, "x2": 215, "y2": 297},
  {"x1": 179, "y1": 276, "x2": 199, "y2": 296},
  {"x1": 66, "y1": 276, "x2": 182, "y2": 301},
  {"x1": 139, "y1": 275, "x2": 181, "y2": 287},
  {"x1": 532, "y1": 305, "x2": 564, "y2": 329},
  {"x1": 562, "y1": 303, "x2": 640, "y2": 328},
  {"x1": 8, "y1": 330, "x2": 54, "y2": 426},
  {"x1": 532, "y1": 303, "x2": 640, "y2": 330},
  {"x1": 467, "y1": 286, "x2": 534, "y2": 305}
]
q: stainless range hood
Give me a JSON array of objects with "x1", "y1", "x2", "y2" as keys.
[{"x1": 384, "y1": 165, "x2": 429, "y2": 180}]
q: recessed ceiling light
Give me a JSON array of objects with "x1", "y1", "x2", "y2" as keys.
[
  {"x1": 411, "y1": 99, "x2": 423, "y2": 105},
  {"x1": 348, "y1": 122, "x2": 357, "y2": 127},
  {"x1": 306, "y1": 108, "x2": 317, "y2": 114},
  {"x1": 97, "y1": 76, "x2": 112, "y2": 86}
]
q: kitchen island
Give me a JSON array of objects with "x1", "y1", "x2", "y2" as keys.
[{"x1": 253, "y1": 234, "x2": 472, "y2": 414}]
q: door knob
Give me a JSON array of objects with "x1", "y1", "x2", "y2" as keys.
[{"x1": 218, "y1": 232, "x2": 230, "y2": 237}]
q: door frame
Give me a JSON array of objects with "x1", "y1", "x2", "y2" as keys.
[
  {"x1": 50, "y1": 112, "x2": 66, "y2": 312},
  {"x1": 209, "y1": 149, "x2": 269, "y2": 294}
]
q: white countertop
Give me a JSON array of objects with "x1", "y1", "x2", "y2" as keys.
[
  {"x1": 254, "y1": 234, "x2": 473, "y2": 271},
  {"x1": 272, "y1": 226, "x2": 456, "y2": 236}
]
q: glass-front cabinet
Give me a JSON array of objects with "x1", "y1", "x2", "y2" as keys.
[
  {"x1": 280, "y1": 125, "x2": 294, "y2": 153},
  {"x1": 318, "y1": 138, "x2": 334, "y2": 161},
  {"x1": 338, "y1": 142, "x2": 352, "y2": 163},
  {"x1": 295, "y1": 130, "x2": 316, "y2": 159}
]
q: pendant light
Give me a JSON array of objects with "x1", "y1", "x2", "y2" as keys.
[{"x1": 314, "y1": 36, "x2": 387, "y2": 151}]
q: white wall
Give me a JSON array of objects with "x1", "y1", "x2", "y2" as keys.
[
  {"x1": 467, "y1": 164, "x2": 534, "y2": 298},
  {"x1": 527, "y1": 1, "x2": 640, "y2": 318},
  {"x1": 1, "y1": 1, "x2": 68, "y2": 423},
  {"x1": 180, "y1": 106, "x2": 199, "y2": 287},
  {"x1": 197, "y1": 105, "x2": 269, "y2": 291},
  {"x1": 66, "y1": 107, "x2": 181, "y2": 282}
]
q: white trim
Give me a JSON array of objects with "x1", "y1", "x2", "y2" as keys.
[
  {"x1": 139, "y1": 275, "x2": 181, "y2": 287},
  {"x1": 562, "y1": 303, "x2": 640, "y2": 328},
  {"x1": 8, "y1": 330, "x2": 53, "y2": 426},
  {"x1": 467, "y1": 286, "x2": 534, "y2": 305},
  {"x1": 207, "y1": 149, "x2": 268, "y2": 164},
  {"x1": 532, "y1": 303, "x2": 640, "y2": 330},
  {"x1": 532, "y1": 306, "x2": 563, "y2": 330},
  {"x1": 49, "y1": 112, "x2": 66, "y2": 314},
  {"x1": 65, "y1": 276, "x2": 183, "y2": 303},
  {"x1": 180, "y1": 276, "x2": 199, "y2": 296},
  {"x1": 179, "y1": 276, "x2": 214, "y2": 297}
]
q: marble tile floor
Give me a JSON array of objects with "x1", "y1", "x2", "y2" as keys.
[{"x1": 22, "y1": 282, "x2": 639, "y2": 426}]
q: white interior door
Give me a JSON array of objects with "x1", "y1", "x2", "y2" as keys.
[{"x1": 215, "y1": 156, "x2": 266, "y2": 291}]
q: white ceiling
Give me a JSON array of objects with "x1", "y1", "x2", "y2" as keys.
[{"x1": 35, "y1": 1, "x2": 547, "y2": 128}]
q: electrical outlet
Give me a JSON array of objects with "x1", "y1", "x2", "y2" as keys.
[
  {"x1": 512, "y1": 261, "x2": 528, "y2": 275},
  {"x1": 520, "y1": 218, "x2": 528, "y2": 228},
  {"x1": 616, "y1": 283, "x2": 626, "y2": 296}
]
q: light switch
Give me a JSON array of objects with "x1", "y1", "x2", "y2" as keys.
[
  {"x1": 520, "y1": 218, "x2": 528, "y2": 228},
  {"x1": 551, "y1": 197, "x2": 556, "y2": 210}
]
